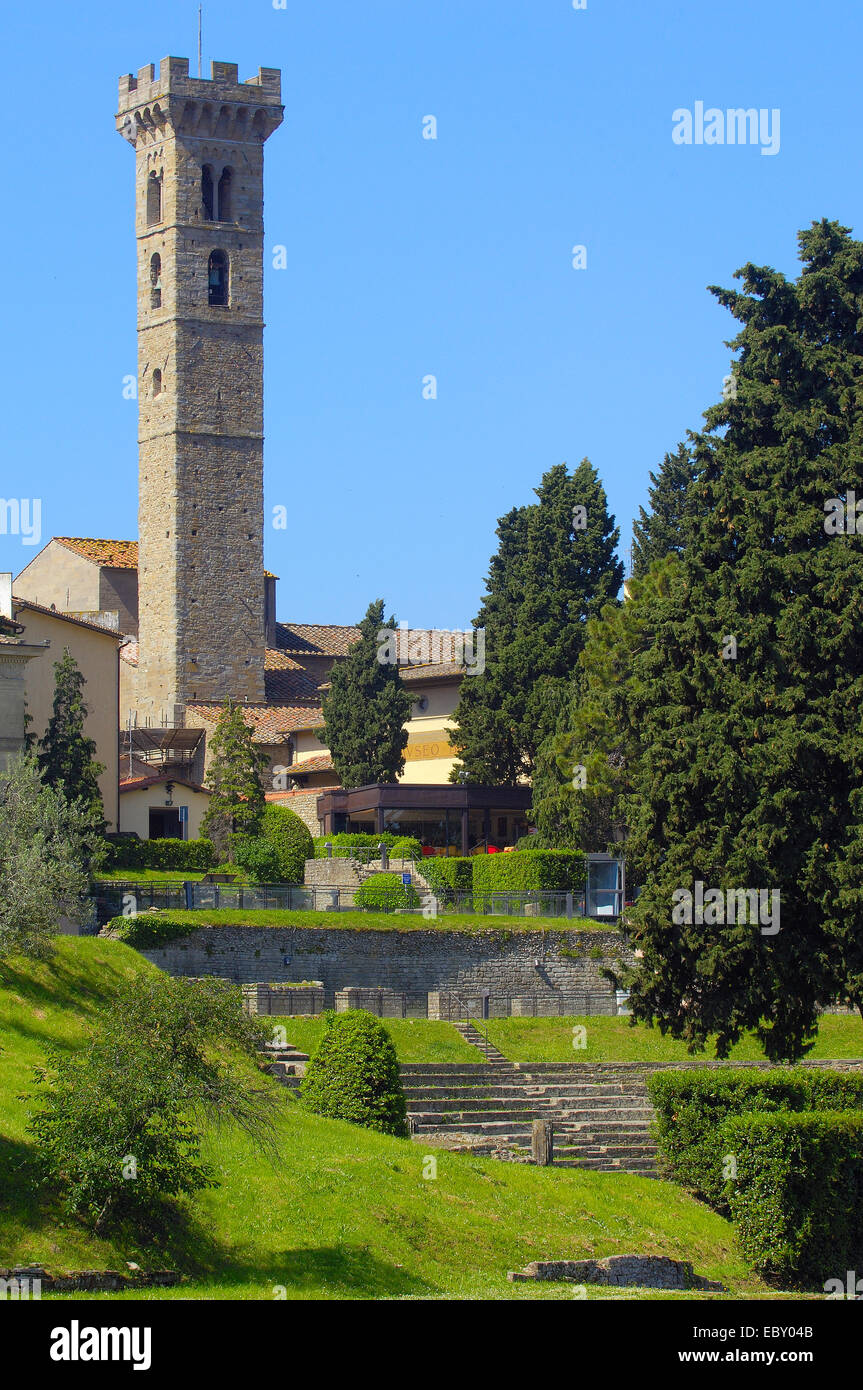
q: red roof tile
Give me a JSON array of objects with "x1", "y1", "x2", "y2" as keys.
[{"x1": 54, "y1": 537, "x2": 139, "y2": 569}]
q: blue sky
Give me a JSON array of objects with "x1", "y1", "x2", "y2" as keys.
[{"x1": 1, "y1": 0, "x2": 859, "y2": 628}]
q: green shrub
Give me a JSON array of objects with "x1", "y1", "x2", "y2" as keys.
[
  {"x1": 312, "y1": 832, "x2": 422, "y2": 860},
  {"x1": 420, "y1": 856, "x2": 474, "y2": 902},
  {"x1": 105, "y1": 837, "x2": 216, "y2": 873},
  {"x1": 648, "y1": 1067, "x2": 863, "y2": 1209},
  {"x1": 104, "y1": 914, "x2": 200, "y2": 949},
  {"x1": 261, "y1": 804, "x2": 313, "y2": 883},
  {"x1": 723, "y1": 1110, "x2": 863, "y2": 1287},
  {"x1": 472, "y1": 850, "x2": 586, "y2": 909},
  {"x1": 299, "y1": 1009, "x2": 409, "y2": 1136},
  {"x1": 354, "y1": 873, "x2": 421, "y2": 911},
  {"x1": 230, "y1": 834, "x2": 283, "y2": 884}
]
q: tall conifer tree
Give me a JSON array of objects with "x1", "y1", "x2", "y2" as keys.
[
  {"x1": 317, "y1": 600, "x2": 412, "y2": 788},
  {"x1": 623, "y1": 220, "x2": 863, "y2": 1058},
  {"x1": 450, "y1": 461, "x2": 623, "y2": 784},
  {"x1": 37, "y1": 649, "x2": 105, "y2": 820},
  {"x1": 201, "y1": 700, "x2": 269, "y2": 857},
  {"x1": 631, "y1": 442, "x2": 697, "y2": 576}
]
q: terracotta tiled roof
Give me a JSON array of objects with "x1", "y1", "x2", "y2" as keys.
[
  {"x1": 283, "y1": 754, "x2": 334, "y2": 777},
  {"x1": 12, "y1": 597, "x2": 123, "y2": 639},
  {"x1": 54, "y1": 537, "x2": 139, "y2": 569},
  {"x1": 266, "y1": 785, "x2": 340, "y2": 802},
  {"x1": 185, "y1": 702, "x2": 324, "y2": 743},
  {"x1": 400, "y1": 661, "x2": 468, "y2": 682},
  {"x1": 275, "y1": 622, "x2": 361, "y2": 656},
  {"x1": 120, "y1": 771, "x2": 208, "y2": 795},
  {"x1": 120, "y1": 639, "x2": 139, "y2": 666},
  {"x1": 264, "y1": 648, "x2": 323, "y2": 702}
]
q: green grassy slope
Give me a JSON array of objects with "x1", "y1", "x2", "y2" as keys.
[
  {"x1": 118, "y1": 907, "x2": 604, "y2": 933},
  {"x1": 0, "y1": 938, "x2": 789, "y2": 1300},
  {"x1": 483, "y1": 1013, "x2": 863, "y2": 1063}
]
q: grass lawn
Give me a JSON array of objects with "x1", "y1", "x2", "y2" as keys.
[
  {"x1": 127, "y1": 907, "x2": 606, "y2": 933},
  {"x1": 94, "y1": 871, "x2": 219, "y2": 884},
  {"x1": 270, "y1": 1016, "x2": 482, "y2": 1064},
  {"x1": 483, "y1": 1013, "x2": 863, "y2": 1064},
  {"x1": 0, "y1": 937, "x2": 794, "y2": 1300}
]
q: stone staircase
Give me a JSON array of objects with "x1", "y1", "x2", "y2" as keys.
[
  {"x1": 450, "y1": 1021, "x2": 511, "y2": 1066},
  {"x1": 401, "y1": 1061, "x2": 659, "y2": 1174},
  {"x1": 258, "y1": 1041, "x2": 308, "y2": 1092}
]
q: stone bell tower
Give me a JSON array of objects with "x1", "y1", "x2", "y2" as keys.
[{"x1": 116, "y1": 57, "x2": 283, "y2": 724}]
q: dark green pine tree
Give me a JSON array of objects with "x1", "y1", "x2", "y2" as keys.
[
  {"x1": 200, "y1": 700, "x2": 269, "y2": 858},
  {"x1": 624, "y1": 220, "x2": 863, "y2": 1060},
  {"x1": 318, "y1": 600, "x2": 413, "y2": 788},
  {"x1": 450, "y1": 461, "x2": 624, "y2": 785},
  {"x1": 37, "y1": 649, "x2": 105, "y2": 820},
  {"x1": 630, "y1": 441, "x2": 697, "y2": 576}
]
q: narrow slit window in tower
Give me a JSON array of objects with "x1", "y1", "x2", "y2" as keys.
[
  {"x1": 208, "y1": 250, "x2": 229, "y2": 306},
  {"x1": 201, "y1": 165, "x2": 214, "y2": 220},
  {"x1": 152, "y1": 369, "x2": 162, "y2": 397},
  {"x1": 146, "y1": 172, "x2": 162, "y2": 225},
  {"x1": 217, "y1": 167, "x2": 233, "y2": 221},
  {"x1": 150, "y1": 253, "x2": 162, "y2": 309}
]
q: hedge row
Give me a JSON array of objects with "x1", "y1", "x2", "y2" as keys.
[
  {"x1": 354, "y1": 873, "x2": 421, "y2": 911},
  {"x1": 647, "y1": 1067, "x2": 863, "y2": 1210},
  {"x1": 104, "y1": 914, "x2": 200, "y2": 948},
  {"x1": 420, "y1": 850, "x2": 586, "y2": 905},
  {"x1": 312, "y1": 833, "x2": 423, "y2": 860},
  {"x1": 724, "y1": 1110, "x2": 863, "y2": 1287},
  {"x1": 420, "y1": 857, "x2": 474, "y2": 901},
  {"x1": 105, "y1": 837, "x2": 216, "y2": 871}
]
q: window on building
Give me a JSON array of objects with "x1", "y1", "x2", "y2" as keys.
[
  {"x1": 201, "y1": 165, "x2": 214, "y2": 220},
  {"x1": 146, "y1": 171, "x2": 162, "y2": 225},
  {"x1": 208, "y1": 250, "x2": 229, "y2": 306},
  {"x1": 152, "y1": 369, "x2": 162, "y2": 396},
  {"x1": 217, "y1": 166, "x2": 233, "y2": 221},
  {"x1": 150, "y1": 253, "x2": 162, "y2": 309}
]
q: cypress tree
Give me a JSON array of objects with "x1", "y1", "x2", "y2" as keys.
[
  {"x1": 37, "y1": 648, "x2": 105, "y2": 820},
  {"x1": 450, "y1": 461, "x2": 623, "y2": 784},
  {"x1": 624, "y1": 220, "x2": 863, "y2": 1059},
  {"x1": 201, "y1": 700, "x2": 269, "y2": 858},
  {"x1": 317, "y1": 600, "x2": 413, "y2": 788},
  {"x1": 631, "y1": 441, "x2": 697, "y2": 576}
]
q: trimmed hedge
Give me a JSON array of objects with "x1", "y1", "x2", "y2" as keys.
[
  {"x1": 105, "y1": 837, "x2": 216, "y2": 872},
  {"x1": 648, "y1": 1067, "x2": 863, "y2": 1209},
  {"x1": 103, "y1": 914, "x2": 200, "y2": 949},
  {"x1": 299, "y1": 1009, "x2": 409, "y2": 1136},
  {"x1": 723, "y1": 1110, "x2": 863, "y2": 1287},
  {"x1": 354, "y1": 873, "x2": 421, "y2": 911},
  {"x1": 261, "y1": 804, "x2": 313, "y2": 883},
  {"x1": 420, "y1": 856, "x2": 474, "y2": 901},
  {"x1": 312, "y1": 832, "x2": 422, "y2": 860},
  {"x1": 472, "y1": 850, "x2": 586, "y2": 908}
]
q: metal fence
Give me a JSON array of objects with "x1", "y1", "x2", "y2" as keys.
[{"x1": 91, "y1": 881, "x2": 623, "y2": 926}]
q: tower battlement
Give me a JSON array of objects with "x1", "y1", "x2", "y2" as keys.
[
  {"x1": 117, "y1": 58, "x2": 282, "y2": 145},
  {"x1": 119, "y1": 56, "x2": 281, "y2": 107}
]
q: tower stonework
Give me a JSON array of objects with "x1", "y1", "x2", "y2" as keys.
[{"x1": 116, "y1": 57, "x2": 283, "y2": 723}]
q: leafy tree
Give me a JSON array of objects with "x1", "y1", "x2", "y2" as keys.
[
  {"x1": 37, "y1": 648, "x2": 105, "y2": 820},
  {"x1": 0, "y1": 754, "x2": 104, "y2": 960},
  {"x1": 300, "y1": 1010, "x2": 409, "y2": 1137},
  {"x1": 201, "y1": 700, "x2": 269, "y2": 858},
  {"x1": 317, "y1": 600, "x2": 412, "y2": 787},
  {"x1": 631, "y1": 442, "x2": 697, "y2": 577},
  {"x1": 623, "y1": 220, "x2": 863, "y2": 1060},
  {"x1": 530, "y1": 558, "x2": 679, "y2": 853},
  {"x1": 29, "y1": 974, "x2": 279, "y2": 1232},
  {"x1": 450, "y1": 461, "x2": 624, "y2": 785}
]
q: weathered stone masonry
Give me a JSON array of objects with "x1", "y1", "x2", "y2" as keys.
[
  {"x1": 116, "y1": 57, "x2": 283, "y2": 724},
  {"x1": 140, "y1": 926, "x2": 632, "y2": 1000}
]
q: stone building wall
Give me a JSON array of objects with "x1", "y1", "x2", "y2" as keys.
[
  {"x1": 140, "y1": 925, "x2": 631, "y2": 1000},
  {"x1": 117, "y1": 57, "x2": 283, "y2": 724}
]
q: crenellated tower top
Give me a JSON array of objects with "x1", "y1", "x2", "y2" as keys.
[{"x1": 116, "y1": 57, "x2": 283, "y2": 147}]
